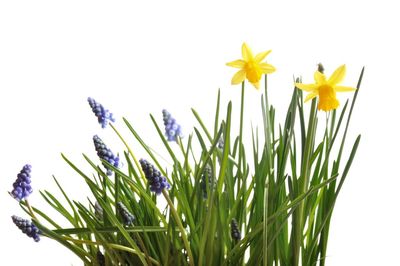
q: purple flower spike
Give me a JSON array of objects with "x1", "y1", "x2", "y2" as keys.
[
  {"x1": 231, "y1": 218, "x2": 241, "y2": 241},
  {"x1": 11, "y1": 164, "x2": 33, "y2": 201},
  {"x1": 117, "y1": 202, "x2": 135, "y2": 226},
  {"x1": 93, "y1": 135, "x2": 120, "y2": 176},
  {"x1": 162, "y1": 109, "x2": 183, "y2": 142},
  {"x1": 12, "y1": 215, "x2": 41, "y2": 242},
  {"x1": 97, "y1": 250, "x2": 105, "y2": 266},
  {"x1": 139, "y1": 159, "x2": 170, "y2": 195},
  {"x1": 200, "y1": 164, "x2": 215, "y2": 199},
  {"x1": 88, "y1": 97, "x2": 116, "y2": 128}
]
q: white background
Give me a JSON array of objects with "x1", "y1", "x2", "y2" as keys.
[{"x1": 1, "y1": 1, "x2": 398, "y2": 265}]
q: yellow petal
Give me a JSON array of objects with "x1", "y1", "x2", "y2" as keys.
[
  {"x1": 242, "y1": 43, "x2": 253, "y2": 61},
  {"x1": 334, "y1": 85, "x2": 357, "y2": 92},
  {"x1": 318, "y1": 97, "x2": 339, "y2": 111},
  {"x1": 255, "y1": 50, "x2": 272, "y2": 63},
  {"x1": 259, "y1": 63, "x2": 276, "y2": 74},
  {"x1": 231, "y1": 69, "x2": 246, "y2": 85},
  {"x1": 328, "y1": 64, "x2": 346, "y2": 86},
  {"x1": 251, "y1": 81, "x2": 260, "y2": 90},
  {"x1": 295, "y1": 83, "x2": 318, "y2": 92},
  {"x1": 304, "y1": 92, "x2": 318, "y2": 102},
  {"x1": 226, "y1": 59, "x2": 246, "y2": 68},
  {"x1": 314, "y1": 71, "x2": 326, "y2": 84}
]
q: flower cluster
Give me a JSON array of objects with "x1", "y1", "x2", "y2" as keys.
[
  {"x1": 218, "y1": 137, "x2": 224, "y2": 149},
  {"x1": 10, "y1": 164, "x2": 33, "y2": 201},
  {"x1": 88, "y1": 97, "x2": 116, "y2": 128},
  {"x1": 200, "y1": 164, "x2": 215, "y2": 199},
  {"x1": 230, "y1": 218, "x2": 241, "y2": 241},
  {"x1": 139, "y1": 159, "x2": 171, "y2": 195},
  {"x1": 97, "y1": 251, "x2": 105, "y2": 266},
  {"x1": 94, "y1": 201, "x2": 104, "y2": 221},
  {"x1": 162, "y1": 109, "x2": 183, "y2": 142},
  {"x1": 93, "y1": 135, "x2": 120, "y2": 176},
  {"x1": 12, "y1": 215, "x2": 41, "y2": 242},
  {"x1": 117, "y1": 202, "x2": 135, "y2": 226}
]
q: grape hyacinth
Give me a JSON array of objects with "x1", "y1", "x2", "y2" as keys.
[
  {"x1": 93, "y1": 135, "x2": 120, "y2": 176},
  {"x1": 117, "y1": 202, "x2": 135, "y2": 226},
  {"x1": 97, "y1": 250, "x2": 105, "y2": 266},
  {"x1": 88, "y1": 97, "x2": 116, "y2": 128},
  {"x1": 230, "y1": 218, "x2": 241, "y2": 241},
  {"x1": 200, "y1": 164, "x2": 215, "y2": 199},
  {"x1": 139, "y1": 159, "x2": 171, "y2": 195},
  {"x1": 94, "y1": 201, "x2": 104, "y2": 221},
  {"x1": 217, "y1": 137, "x2": 224, "y2": 149},
  {"x1": 162, "y1": 109, "x2": 183, "y2": 142},
  {"x1": 10, "y1": 164, "x2": 33, "y2": 201},
  {"x1": 12, "y1": 215, "x2": 41, "y2": 242}
]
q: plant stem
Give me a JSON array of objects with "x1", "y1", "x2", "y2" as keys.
[
  {"x1": 109, "y1": 122, "x2": 146, "y2": 183},
  {"x1": 238, "y1": 82, "x2": 246, "y2": 240},
  {"x1": 25, "y1": 200, "x2": 39, "y2": 221},
  {"x1": 263, "y1": 75, "x2": 273, "y2": 266},
  {"x1": 59, "y1": 235, "x2": 160, "y2": 265},
  {"x1": 293, "y1": 99, "x2": 317, "y2": 265},
  {"x1": 162, "y1": 190, "x2": 194, "y2": 266}
]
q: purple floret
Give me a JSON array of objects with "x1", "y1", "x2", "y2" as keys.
[
  {"x1": 117, "y1": 202, "x2": 135, "y2": 226},
  {"x1": 139, "y1": 159, "x2": 170, "y2": 195},
  {"x1": 231, "y1": 218, "x2": 241, "y2": 241},
  {"x1": 162, "y1": 109, "x2": 183, "y2": 142},
  {"x1": 12, "y1": 215, "x2": 41, "y2": 242},
  {"x1": 11, "y1": 164, "x2": 33, "y2": 201},
  {"x1": 93, "y1": 135, "x2": 120, "y2": 176},
  {"x1": 88, "y1": 97, "x2": 116, "y2": 128}
]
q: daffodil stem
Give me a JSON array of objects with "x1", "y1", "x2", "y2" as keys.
[
  {"x1": 263, "y1": 75, "x2": 273, "y2": 266},
  {"x1": 318, "y1": 112, "x2": 331, "y2": 266},
  {"x1": 293, "y1": 98, "x2": 317, "y2": 266},
  {"x1": 238, "y1": 82, "x2": 245, "y2": 229},
  {"x1": 162, "y1": 190, "x2": 194, "y2": 266}
]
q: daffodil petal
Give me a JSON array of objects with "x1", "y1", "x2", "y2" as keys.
[
  {"x1": 251, "y1": 81, "x2": 260, "y2": 90},
  {"x1": 304, "y1": 92, "x2": 318, "y2": 102},
  {"x1": 255, "y1": 50, "x2": 272, "y2": 63},
  {"x1": 318, "y1": 97, "x2": 339, "y2": 111},
  {"x1": 242, "y1": 42, "x2": 253, "y2": 61},
  {"x1": 295, "y1": 83, "x2": 318, "y2": 92},
  {"x1": 334, "y1": 85, "x2": 357, "y2": 92},
  {"x1": 328, "y1": 64, "x2": 346, "y2": 85},
  {"x1": 231, "y1": 69, "x2": 246, "y2": 85},
  {"x1": 259, "y1": 63, "x2": 276, "y2": 74},
  {"x1": 314, "y1": 71, "x2": 326, "y2": 84},
  {"x1": 226, "y1": 59, "x2": 246, "y2": 68}
]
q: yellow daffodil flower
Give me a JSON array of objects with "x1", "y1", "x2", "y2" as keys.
[
  {"x1": 226, "y1": 43, "x2": 276, "y2": 89},
  {"x1": 295, "y1": 64, "x2": 356, "y2": 111}
]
